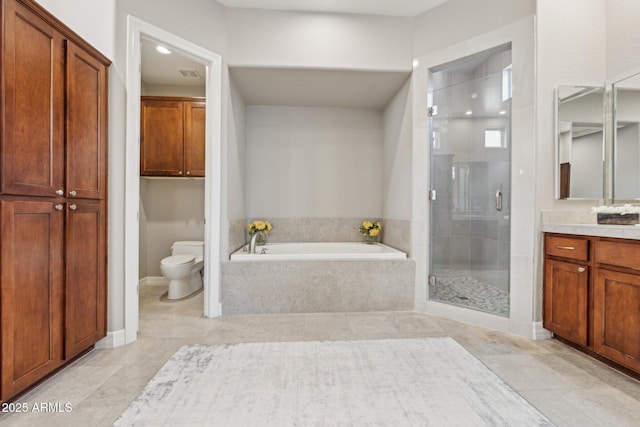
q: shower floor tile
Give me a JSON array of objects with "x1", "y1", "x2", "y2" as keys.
[{"x1": 430, "y1": 275, "x2": 510, "y2": 316}]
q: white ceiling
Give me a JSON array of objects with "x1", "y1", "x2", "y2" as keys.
[
  {"x1": 230, "y1": 67, "x2": 410, "y2": 108},
  {"x1": 141, "y1": 39, "x2": 206, "y2": 88},
  {"x1": 216, "y1": 0, "x2": 449, "y2": 17}
]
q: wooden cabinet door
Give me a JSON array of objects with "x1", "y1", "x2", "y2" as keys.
[
  {"x1": 593, "y1": 268, "x2": 640, "y2": 372},
  {"x1": 184, "y1": 100, "x2": 206, "y2": 177},
  {"x1": 140, "y1": 98, "x2": 184, "y2": 176},
  {"x1": 1, "y1": 0, "x2": 65, "y2": 197},
  {"x1": 66, "y1": 41, "x2": 108, "y2": 200},
  {"x1": 0, "y1": 200, "x2": 64, "y2": 401},
  {"x1": 543, "y1": 258, "x2": 588, "y2": 346},
  {"x1": 65, "y1": 201, "x2": 106, "y2": 359}
]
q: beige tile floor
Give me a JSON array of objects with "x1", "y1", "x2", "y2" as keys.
[{"x1": 2, "y1": 284, "x2": 639, "y2": 426}]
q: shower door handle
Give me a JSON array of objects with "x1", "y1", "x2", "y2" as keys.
[{"x1": 495, "y1": 191, "x2": 503, "y2": 211}]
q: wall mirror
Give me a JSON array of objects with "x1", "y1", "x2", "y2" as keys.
[
  {"x1": 555, "y1": 85, "x2": 605, "y2": 200},
  {"x1": 613, "y1": 72, "x2": 640, "y2": 202}
]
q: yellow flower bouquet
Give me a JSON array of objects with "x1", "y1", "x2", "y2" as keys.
[
  {"x1": 248, "y1": 220, "x2": 272, "y2": 245},
  {"x1": 359, "y1": 220, "x2": 381, "y2": 243}
]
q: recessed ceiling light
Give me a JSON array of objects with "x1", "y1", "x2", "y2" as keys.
[
  {"x1": 155, "y1": 45, "x2": 172, "y2": 55},
  {"x1": 499, "y1": 110, "x2": 507, "y2": 115},
  {"x1": 465, "y1": 110, "x2": 473, "y2": 115}
]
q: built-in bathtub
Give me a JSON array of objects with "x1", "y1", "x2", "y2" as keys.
[
  {"x1": 230, "y1": 242, "x2": 406, "y2": 261},
  {"x1": 222, "y1": 242, "x2": 414, "y2": 314}
]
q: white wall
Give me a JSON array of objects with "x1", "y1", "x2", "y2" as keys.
[
  {"x1": 413, "y1": 0, "x2": 535, "y2": 57},
  {"x1": 226, "y1": 8, "x2": 412, "y2": 71},
  {"x1": 139, "y1": 179, "x2": 205, "y2": 277},
  {"x1": 245, "y1": 106, "x2": 383, "y2": 218},
  {"x1": 536, "y1": 0, "x2": 607, "y2": 210},
  {"x1": 34, "y1": 0, "x2": 115, "y2": 59},
  {"x1": 224, "y1": 78, "x2": 248, "y2": 254},
  {"x1": 607, "y1": 0, "x2": 640, "y2": 80},
  {"x1": 227, "y1": 80, "x2": 247, "y2": 221},
  {"x1": 383, "y1": 78, "x2": 413, "y2": 220}
]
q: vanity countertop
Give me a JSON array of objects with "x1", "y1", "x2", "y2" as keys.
[{"x1": 542, "y1": 223, "x2": 640, "y2": 240}]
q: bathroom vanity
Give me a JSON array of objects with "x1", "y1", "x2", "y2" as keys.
[{"x1": 543, "y1": 225, "x2": 640, "y2": 377}]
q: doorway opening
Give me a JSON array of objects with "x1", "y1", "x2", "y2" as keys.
[{"x1": 124, "y1": 16, "x2": 223, "y2": 344}]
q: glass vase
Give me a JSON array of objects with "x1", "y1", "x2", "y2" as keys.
[{"x1": 362, "y1": 235, "x2": 377, "y2": 244}]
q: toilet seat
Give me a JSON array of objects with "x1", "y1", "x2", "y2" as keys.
[{"x1": 161, "y1": 254, "x2": 195, "y2": 267}]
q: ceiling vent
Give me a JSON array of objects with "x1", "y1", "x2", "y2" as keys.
[{"x1": 178, "y1": 68, "x2": 201, "y2": 79}]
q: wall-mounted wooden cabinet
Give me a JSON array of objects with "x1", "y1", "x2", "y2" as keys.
[
  {"x1": 0, "y1": 0, "x2": 109, "y2": 402},
  {"x1": 140, "y1": 96, "x2": 205, "y2": 177},
  {"x1": 544, "y1": 233, "x2": 640, "y2": 376}
]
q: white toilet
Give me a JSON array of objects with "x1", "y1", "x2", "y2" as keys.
[{"x1": 160, "y1": 241, "x2": 204, "y2": 300}]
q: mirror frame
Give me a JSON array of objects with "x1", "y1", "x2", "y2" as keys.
[{"x1": 554, "y1": 85, "x2": 606, "y2": 201}]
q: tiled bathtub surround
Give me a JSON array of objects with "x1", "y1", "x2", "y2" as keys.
[
  {"x1": 234, "y1": 218, "x2": 410, "y2": 253},
  {"x1": 380, "y1": 218, "x2": 411, "y2": 255},
  {"x1": 221, "y1": 259, "x2": 415, "y2": 314},
  {"x1": 246, "y1": 218, "x2": 382, "y2": 243},
  {"x1": 228, "y1": 218, "x2": 247, "y2": 255}
]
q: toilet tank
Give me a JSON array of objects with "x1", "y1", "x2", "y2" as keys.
[{"x1": 171, "y1": 241, "x2": 204, "y2": 257}]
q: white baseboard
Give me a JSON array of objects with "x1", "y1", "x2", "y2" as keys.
[
  {"x1": 533, "y1": 321, "x2": 553, "y2": 340},
  {"x1": 96, "y1": 329, "x2": 126, "y2": 349},
  {"x1": 139, "y1": 276, "x2": 168, "y2": 287}
]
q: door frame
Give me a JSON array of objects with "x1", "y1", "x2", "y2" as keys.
[{"x1": 124, "y1": 16, "x2": 223, "y2": 344}]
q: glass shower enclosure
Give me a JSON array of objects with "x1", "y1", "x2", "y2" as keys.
[{"x1": 428, "y1": 46, "x2": 512, "y2": 317}]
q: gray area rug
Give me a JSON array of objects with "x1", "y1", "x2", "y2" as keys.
[{"x1": 115, "y1": 338, "x2": 554, "y2": 426}]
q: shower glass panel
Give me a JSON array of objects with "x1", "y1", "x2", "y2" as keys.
[{"x1": 428, "y1": 48, "x2": 511, "y2": 317}]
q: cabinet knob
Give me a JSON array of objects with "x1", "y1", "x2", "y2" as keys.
[
  {"x1": 578, "y1": 267, "x2": 586, "y2": 273},
  {"x1": 69, "y1": 190, "x2": 77, "y2": 197},
  {"x1": 186, "y1": 171, "x2": 191, "y2": 176},
  {"x1": 55, "y1": 189, "x2": 64, "y2": 196},
  {"x1": 69, "y1": 204, "x2": 77, "y2": 211},
  {"x1": 54, "y1": 204, "x2": 64, "y2": 211},
  {"x1": 178, "y1": 171, "x2": 183, "y2": 175}
]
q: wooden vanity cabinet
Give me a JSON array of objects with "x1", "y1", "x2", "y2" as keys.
[
  {"x1": 544, "y1": 233, "x2": 640, "y2": 376},
  {"x1": 543, "y1": 235, "x2": 589, "y2": 346},
  {"x1": 140, "y1": 97, "x2": 205, "y2": 177},
  {"x1": 0, "y1": 0, "x2": 109, "y2": 402},
  {"x1": 592, "y1": 240, "x2": 640, "y2": 373}
]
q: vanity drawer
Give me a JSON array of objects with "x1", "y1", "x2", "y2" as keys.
[
  {"x1": 545, "y1": 235, "x2": 589, "y2": 261},
  {"x1": 594, "y1": 240, "x2": 640, "y2": 271}
]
